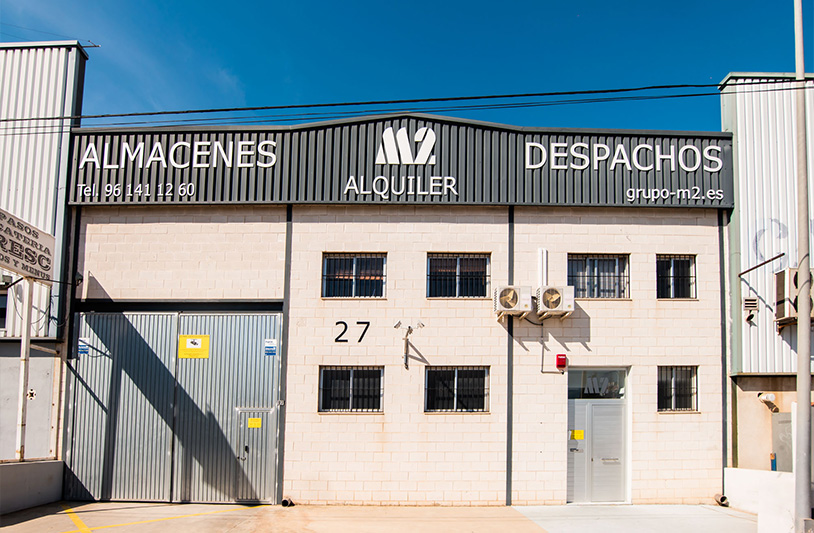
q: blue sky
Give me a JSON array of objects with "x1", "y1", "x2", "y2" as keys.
[{"x1": 1, "y1": 1, "x2": 812, "y2": 131}]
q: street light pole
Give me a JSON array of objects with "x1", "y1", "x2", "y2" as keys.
[{"x1": 794, "y1": 0, "x2": 811, "y2": 531}]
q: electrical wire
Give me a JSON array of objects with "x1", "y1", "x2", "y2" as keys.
[
  {"x1": 0, "y1": 23, "x2": 99, "y2": 47},
  {"x1": 0, "y1": 79, "x2": 809, "y2": 136},
  {"x1": 0, "y1": 78, "x2": 804, "y2": 125}
]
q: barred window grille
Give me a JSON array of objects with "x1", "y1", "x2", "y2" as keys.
[
  {"x1": 567, "y1": 254, "x2": 629, "y2": 298},
  {"x1": 657, "y1": 255, "x2": 696, "y2": 299},
  {"x1": 427, "y1": 253, "x2": 490, "y2": 298},
  {"x1": 322, "y1": 253, "x2": 386, "y2": 298},
  {"x1": 319, "y1": 366, "x2": 383, "y2": 412},
  {"x1": 425, "y1": 366, "x2": 489, "y2": 412},
  {"x1": 657, "y1": 366, "x2": 698, "y2": 412}
]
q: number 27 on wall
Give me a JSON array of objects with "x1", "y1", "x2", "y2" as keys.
[{"x1": 334, "y1": 321, "x2": 371, "y2": 343}]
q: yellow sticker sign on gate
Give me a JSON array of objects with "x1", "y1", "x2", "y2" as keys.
[
  {"x1": 570, "y1": 430, "x2": 585, "y2": 440},
  {"x1": 179, "y1": 335, "x2": 210, "y2": 359},
  {"x1": 248, "y1": 418, "x2": 262, "y2": 429}
]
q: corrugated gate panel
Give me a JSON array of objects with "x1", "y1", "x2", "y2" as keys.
[
  {"x1": 173, "y1": 313, "x2": 281, "y2": 503},
  {"x1": 64, "y1": 313, "x2": 177, "y2": 501}
]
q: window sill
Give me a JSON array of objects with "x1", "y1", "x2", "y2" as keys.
[
  {"x1": 426, "y1": 297, "x2": 490, "y2": 300},
  {"x1": 321, "y1": 297, "x2": 387, "y2": 301},
  {"x1": 424, "y1": 410, "x2": 490, "y2": 415},
  {"x1": 574, "y1": 298, "x2": 632, "y2": 301},
  {"x1": 318, "y1": 411, "x2": 384, "y2": 415},
  {"x1": 657, "y1": 410, "x2": 700, "y2": 414}
]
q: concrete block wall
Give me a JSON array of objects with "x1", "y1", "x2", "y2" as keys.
[
  {"x1": 283, "y1": 205, "x2": 509, "y2": 505},
  {"x1": 76, "y1": 206, "x2": 287, "y2": 300},
  {"x1": 511, "y1": 207, "x2": 723, "y2": 504},
  {"x1": 74, "y1": 203, "x2": 724, "y2": 505}
]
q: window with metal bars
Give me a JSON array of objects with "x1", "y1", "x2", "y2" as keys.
[
  {"x1": 657, "y1": 366, "x2": 698, "y2": 412},
  {"x1": 427, "y1": 253, "x2": 490, "y2": 298},
  {"x1": 319, "y1": 366, "x2": 383, "y2": 412},
  {"x1": 567, "y1": 254, "x2": 630, "y2": 299},
  {"x1": 322, "y1": 253, "x2": 386, "y2": 298},
  {"x1": 657, "y1": 255, "x2": 696, "y2": 299},
  {"x1": 425, "y1": 366, "x2": 489, "y2": 412}
]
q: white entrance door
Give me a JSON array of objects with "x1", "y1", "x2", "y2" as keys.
[{"x1": 567, "y1": 369, "x2": 627, "y2": 503}]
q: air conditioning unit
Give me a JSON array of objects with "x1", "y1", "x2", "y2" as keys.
[
  {"x1": 775, "y1": 268, "x2": 814, "y2": 321},
  {"x1": 494, "y1": 286, "x2": 533, "y2": 314},
  {"x1": 537, "y1": 286, "x2": 575, "y2": 314}
]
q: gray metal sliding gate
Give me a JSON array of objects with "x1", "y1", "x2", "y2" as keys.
[{"x1": 63, "y1": 312, "x2": 282, "y2": 503}]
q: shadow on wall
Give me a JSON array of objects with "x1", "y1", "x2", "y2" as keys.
[
  {"x1": 509, "y1": 302, "x2": 592, "y2": 360},
  {"x1": 64, "y1": 308, "x2": 259, "y2": 502}
]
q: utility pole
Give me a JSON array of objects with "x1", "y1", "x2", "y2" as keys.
[{"x1": 794, "y1": 0, "x2": 811, "y2": 531}]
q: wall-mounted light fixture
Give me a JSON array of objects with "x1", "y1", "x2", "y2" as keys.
[{"x1": 396, "y1": 321, "x2": 424, "y2": 369}]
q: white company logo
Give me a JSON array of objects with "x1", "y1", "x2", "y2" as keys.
[{"x1": 375, "y1": 127, "x2": 437, "y2": 165}]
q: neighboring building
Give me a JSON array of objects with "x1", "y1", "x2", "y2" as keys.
[
  {"x1": 0, "y1": 41, "x2": 87, "y2": 514},
  {"x1": 61, "y1": 115, "x2": 732, "y2": 505},
  {"x1": 719, "y1": 74, "x2": 814, "y2": 509}
]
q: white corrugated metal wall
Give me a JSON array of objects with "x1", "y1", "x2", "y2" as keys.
[
  {"x1": 722, "y1": 74, "x2": 814, "y2": 373},
  {"x1": 0, "y1": 42, "x2": 86, "y2": 338}
]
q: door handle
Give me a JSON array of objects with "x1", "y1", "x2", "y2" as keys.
[
  {"x1": 239, "y1": 445, "x2": 249, "y2": 461},
  {"x1": 569, "y1": 448, "x2": 581, "y2": 452},
  {"x1": 601, "y1": 457, "x2": 619, "y2": 462}
]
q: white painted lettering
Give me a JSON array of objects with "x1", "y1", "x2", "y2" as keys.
[
  {"x1": 214, "y1": 141, "x2": 233, "y2": 167},
  {"x1": 121, "y1": 142, "x2": 144, "y2": 168},
  {"x1": 430, "y1": 176, "x2": 443, "y2": 195},
  {"x1": 703, "y1": 145, "x2": 723, "y2": 172},
  {"x1": 102, "y1": 143, "x2": 119, "y2": 169},
  {"x1": 632, "y1": 144, "x2": 654, "y2": 171},
  {"x1": 373, "y1": 176, "x2": 389, "y2": 199},
  {"x1": 610, "y1": 144, "x2": 631, "y2": 171},
  {"x1": 79, "y1": 143, "x2": 100, "y2": 169},
  {"x1": 678, "y1": 145, "x2": 701, "y2": 172},
  {"x1": 592, "y1": 144, "x2": 610, "y2": 170},
  {"x1": 570, "y1": 143, "x2": 590, "y2": 170},
  {"x1": 391, "y1": 176, "x2": 406, "y2": 195},
  {"x1": 343, "y1": 175, "x2": 360, "y2": 196},
  {"x1": 655, "y1": 144, "x2": 676, "y2": 172},
  {"x1": 416, "y1": 175, "x2": 429, "y2": 195},
  {"x1": 145, "y1": 142, "x2": 168, "y2": 168},
  {"x1": 550, "y1": 142, "x2": 568, "y2": 170},
  {"x1": 444, "y1": 176, "x2": 458, "y2": 196},
  {"x1": 193, "y1": 142, "x2": 211, "y2": 168},
  {"x1": 525, "y1": 142, "x2": 547, "y2": 169},
  {"x1": 237, "y1": 141, "x2": 254, "y2": 168},
  {"x1": 169, "y1": 142, "x2": 191, "y2": 169},
  {"x1": 257, "y1": 140, "x2": 277, "y2": 168}
]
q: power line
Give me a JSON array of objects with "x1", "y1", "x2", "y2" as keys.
[
  {"x1": 0, "y1": 23, "x2": 99, "y2": 47},
  {"x1": 0, "y1": 81, "x2": 762, "y2": 124},
  {"x1": 0, "y1": 79, "x2": 808, "y2": 136}
]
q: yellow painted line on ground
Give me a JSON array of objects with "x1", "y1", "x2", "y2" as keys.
[
  {"x1": 61, "y1": 504, "x2": 93, "y2": 533},
  {"x1": 59, "y1": 505, "x2": 262, "y2": 533}
]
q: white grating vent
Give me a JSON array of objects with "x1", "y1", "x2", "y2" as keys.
[{"x1": 743, "y1": 298, "x2": 759, "y2": 311}]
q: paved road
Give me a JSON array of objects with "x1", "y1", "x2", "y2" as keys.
[{"x1": 1, "y1": 501, "x2": 757, "y2": 533}]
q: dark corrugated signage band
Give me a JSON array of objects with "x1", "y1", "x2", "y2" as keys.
[{"x1": 68, "y1": 116, "x2": 734, "y2": 209}]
